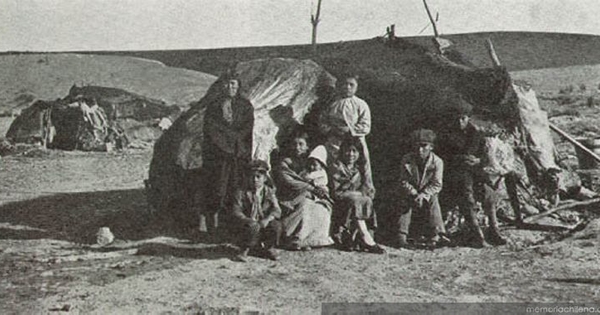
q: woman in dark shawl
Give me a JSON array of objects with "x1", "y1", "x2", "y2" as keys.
[{"x1": 202, "y1": 71, "x2": 254, "y2": 236}]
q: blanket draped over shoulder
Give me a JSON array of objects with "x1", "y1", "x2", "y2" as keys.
[{"x1": 274, "y1": 157, "x2": 333, "y2": 248}]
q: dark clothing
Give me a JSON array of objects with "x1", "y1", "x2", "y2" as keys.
[
  {"x1": 232, "y1": 186, "x2": 282, "y2": 223},
  {"x1": 439, "y1": 123, "x2": 484, "y2": 160},
  {"x1": 396, "y1": 152, "x2": 446, "y2": 238},
  {"x1": 439, "y1": 122, "x2": 486, "y2": 209},
  {"x1": 439, "y1": 122, "x2": 500, "y2": 243},
  {"x1": 329, "y1": 160, "x2": 377, "y2": 246},
  {"x1": 202, "y1": 95, "x2": 254, "y2": 232},
  {"x1": 232, "y1": 185, "x2": 282, "y2": 248},
  {"x1": 397, "y1": 195, "x2": 445, "y2": 237},
  {"x1": 239, "y1": 220, "x2": 282, "y2": 248}
]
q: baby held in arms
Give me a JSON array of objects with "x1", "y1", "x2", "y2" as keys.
[{"x1": 302, "y1": 145, "x2": 329, "y2": 194}]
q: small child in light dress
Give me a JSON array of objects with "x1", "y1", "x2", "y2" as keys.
[{"x1": 303, "y1": 145, "x2": 329, "y2": 193}]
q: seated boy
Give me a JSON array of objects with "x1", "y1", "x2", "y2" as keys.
[
  {"x1": 396, "y1": 129, "x2": 446, "y2": 248},
  {"x1": 232, "y1": 160, "x2": 282, "y2": 262}
]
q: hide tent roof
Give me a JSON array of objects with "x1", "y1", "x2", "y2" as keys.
[
  {"x1": 6, "y1": 85, "x2": 178, "y2": 150},
  {"x1": 5, "y1": 100, "x2": 52, "y2": 143},
  {"x1": 146, "y1": 38, "x2": 573, "y2": 220},
  {"x1": 68, "y1": 85, "x2": 180, "y2": 121},
  {"x1": 150, "y1": 58, "x2": 333, "y2": 171}
]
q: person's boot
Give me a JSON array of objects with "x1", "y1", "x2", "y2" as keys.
[
  {"x1": 488, "y1": 225, "x2": 507, "y2": 246},
  {"x1": 364, "y1": 243, "x2": 386, "y2": 254},
  {"x1": 263, "y1": 248, "x2": 280, "y2": 261},
  {"x1": 235, "y1": 247, "x2": 250, "y2": 262},
  {"x1": 396, "y1": 233, "x2": 410, "y2": 249},
  {"x1": 426, "y1": 234, "x2": 440, "y2": 250},
  {"x1": 469, "y1": 220, "x2": 490, "y2": 248}
]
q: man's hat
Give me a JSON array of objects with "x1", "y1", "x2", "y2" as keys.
[
  {"x1": 411, "y1": 129, "x2": 436, "y2": 145},
  {"x1": 247, "y1": 159, "x2": 270, "y2": 173}
]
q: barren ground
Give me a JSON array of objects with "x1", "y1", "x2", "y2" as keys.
[
  {"x1": 2, "y1": 64, "x2": 600, "y2": 314},
  {"x1": 0, "y1": 145, "x2": 599, "y2": 315}
]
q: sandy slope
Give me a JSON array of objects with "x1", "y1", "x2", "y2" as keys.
[
  {"x1": 0, "y1": 149, "x2": 599, "y2": 314},
  {"x1": 0, "y1": 53, "x2": 216, "y2": 113}
]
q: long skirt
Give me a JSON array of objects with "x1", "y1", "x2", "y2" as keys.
[
  {"x1": 332, "y1": 192, "x2": 377, "y2": 246},
  {"x1": 281, "y1": 198, "x2": 334, "y2": 247}
]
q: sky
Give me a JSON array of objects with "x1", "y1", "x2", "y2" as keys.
[{"x1": 1, "y1": 0, "x2": 600, "y2": 52}]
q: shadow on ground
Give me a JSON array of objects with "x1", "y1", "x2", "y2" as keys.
[
  {"x1": 548, "y1": 278, "x2": 600, "y2": 285},
  {"x1": 0, "y1": 188, "x2": 201, "y2": 244}
]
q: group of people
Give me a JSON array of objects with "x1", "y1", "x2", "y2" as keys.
[{"x1": 201, "y1": 71, "x2": 507, "y2": 262}]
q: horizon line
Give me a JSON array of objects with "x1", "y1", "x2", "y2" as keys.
[{"x1": 1, "y1": 30, "x2": 599, "y2": 54}]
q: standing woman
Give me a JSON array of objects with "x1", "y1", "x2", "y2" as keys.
[
  {"x1": 202, "y1": 71, "x2": 254, "y2": 237},
  {"x1": 330, "y1": 136, "x2": 384, "y2": 253},
  {"x1": 319, "y1": 73, "x2": 374, "y2": 192},
  {"x1": 273, "y1": 130, "x2": 334, "y2": 250}
]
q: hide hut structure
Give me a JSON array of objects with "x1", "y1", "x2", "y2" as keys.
[
  {"x1": 6, "y1": 85, "x2": 181, "y2": 151},
  {"x1": 148, "y1": 37, "x2": 589, "y2": 235},
  {"x1": 147, "y1": 59, "x2": 334, "y2": 225}
]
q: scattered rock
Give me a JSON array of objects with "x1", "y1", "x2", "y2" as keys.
[
  {"x1": 49, "y1": 304, "x2": 71, "y2": 312},
  {"x1": 40, "y1": 270, "x2": 54, "y2": 277}
]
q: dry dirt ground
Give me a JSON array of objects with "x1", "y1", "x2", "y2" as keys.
[{"x1": 0, "y1": 147, "x2": 599, "y2": 314}]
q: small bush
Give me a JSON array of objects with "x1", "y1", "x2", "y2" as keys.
[
  {"x1": 580, "y1": 83, "x2": 587, "y2": 91},
  {"x1": 548, "y1": 108, "x2": 581, "y2": 118},
  {"x1": 556, "y1": 94, "x2": 577, "y2": 106},
  {"x1": 559, "y1": 85, "x2": 575, "y2": 94}
]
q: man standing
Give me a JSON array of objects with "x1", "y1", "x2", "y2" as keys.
[
  {"x1": 396, "y1": 129, "x2": 446, "y2": 248},
  {"x1": 232, "y1": 160, "x2": 282, "y2": 262},
  {"x1": 203, "y1": 71, "x2": 254, "y2": 237},
  {"x1": 438, "y1": 99, "x2": 507, "y2": 247}
]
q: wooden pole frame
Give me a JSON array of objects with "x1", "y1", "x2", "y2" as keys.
[
  {"x1": 486, "y1": 38, "x2": 502, "y2": 67},
  {"x1": 423, "y1": 0, "x2": 439, "y2": 37},
  {"x1": 311, "y1": 0, "x2": 323, "y2": 55}
]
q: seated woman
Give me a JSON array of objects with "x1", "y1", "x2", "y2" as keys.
[
  {"x1": 273, "y1": 130, "x2": 334, "y2": 250},
  {"x1": 330, "y1": 136, "x2": 385, "y2": 254}
]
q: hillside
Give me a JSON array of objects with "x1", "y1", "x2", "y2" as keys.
[
  {"x1": 0, "y1": 54, "x2": 216, "y2": 113},
  {"x1": 89, "y1": 31, "x2": 600, "y2": 75},
  {"x1": 512, "y1": 64, "x2": 600, "y2": 93},
  {"x1": 404, "y1": 32, "x2": 600, "y2": 71}
]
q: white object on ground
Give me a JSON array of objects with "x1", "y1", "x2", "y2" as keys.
[{"x1": 96, "y1": 227, "x2": 115, "y2": 246}]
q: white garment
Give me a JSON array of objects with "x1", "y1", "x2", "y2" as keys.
[
  {"x1": 303, "y1": 169, "x2": 329, "y2": 192},
  {"x1": 321, "y1": 95, "x2": 371, "y2": 137}
]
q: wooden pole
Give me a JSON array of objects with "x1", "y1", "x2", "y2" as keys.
[
  {"x1": 423, "y1": 0, "x2": 439, "y2": 37},
  {"x1": 549, "y1": 123, "x2": 600, "y2": 164},
  {"x1": 486, "y1": 38, "x2": 502, "y2": 67},
  {"x1": 524, "y1": 197, "x2": 600, "y2": 224},
  {"x1": 311, "y1": 0, "x2": 323, "y2": 55}
]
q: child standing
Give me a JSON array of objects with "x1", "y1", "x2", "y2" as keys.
[{"x1": 319, "y1": 73, "x2": 374, "y2": 196}]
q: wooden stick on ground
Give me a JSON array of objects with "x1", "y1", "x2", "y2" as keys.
[
  {"x1": 523, "y1": 197, "x2": 600, "y2": 224},
  {"x1": 550, "y1": 123, "x2": 600, "y2": 163}
]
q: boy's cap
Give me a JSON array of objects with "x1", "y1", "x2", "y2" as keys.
[
  {"x1": 411, "y1": 129, "x2": 436, "y2": 145},
  {"x1": 308, "y1": 145, "x2": 328, "y2": 166},
  {"x1": 247, "y1": 160, "x2": 269, "y2": 172}
]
